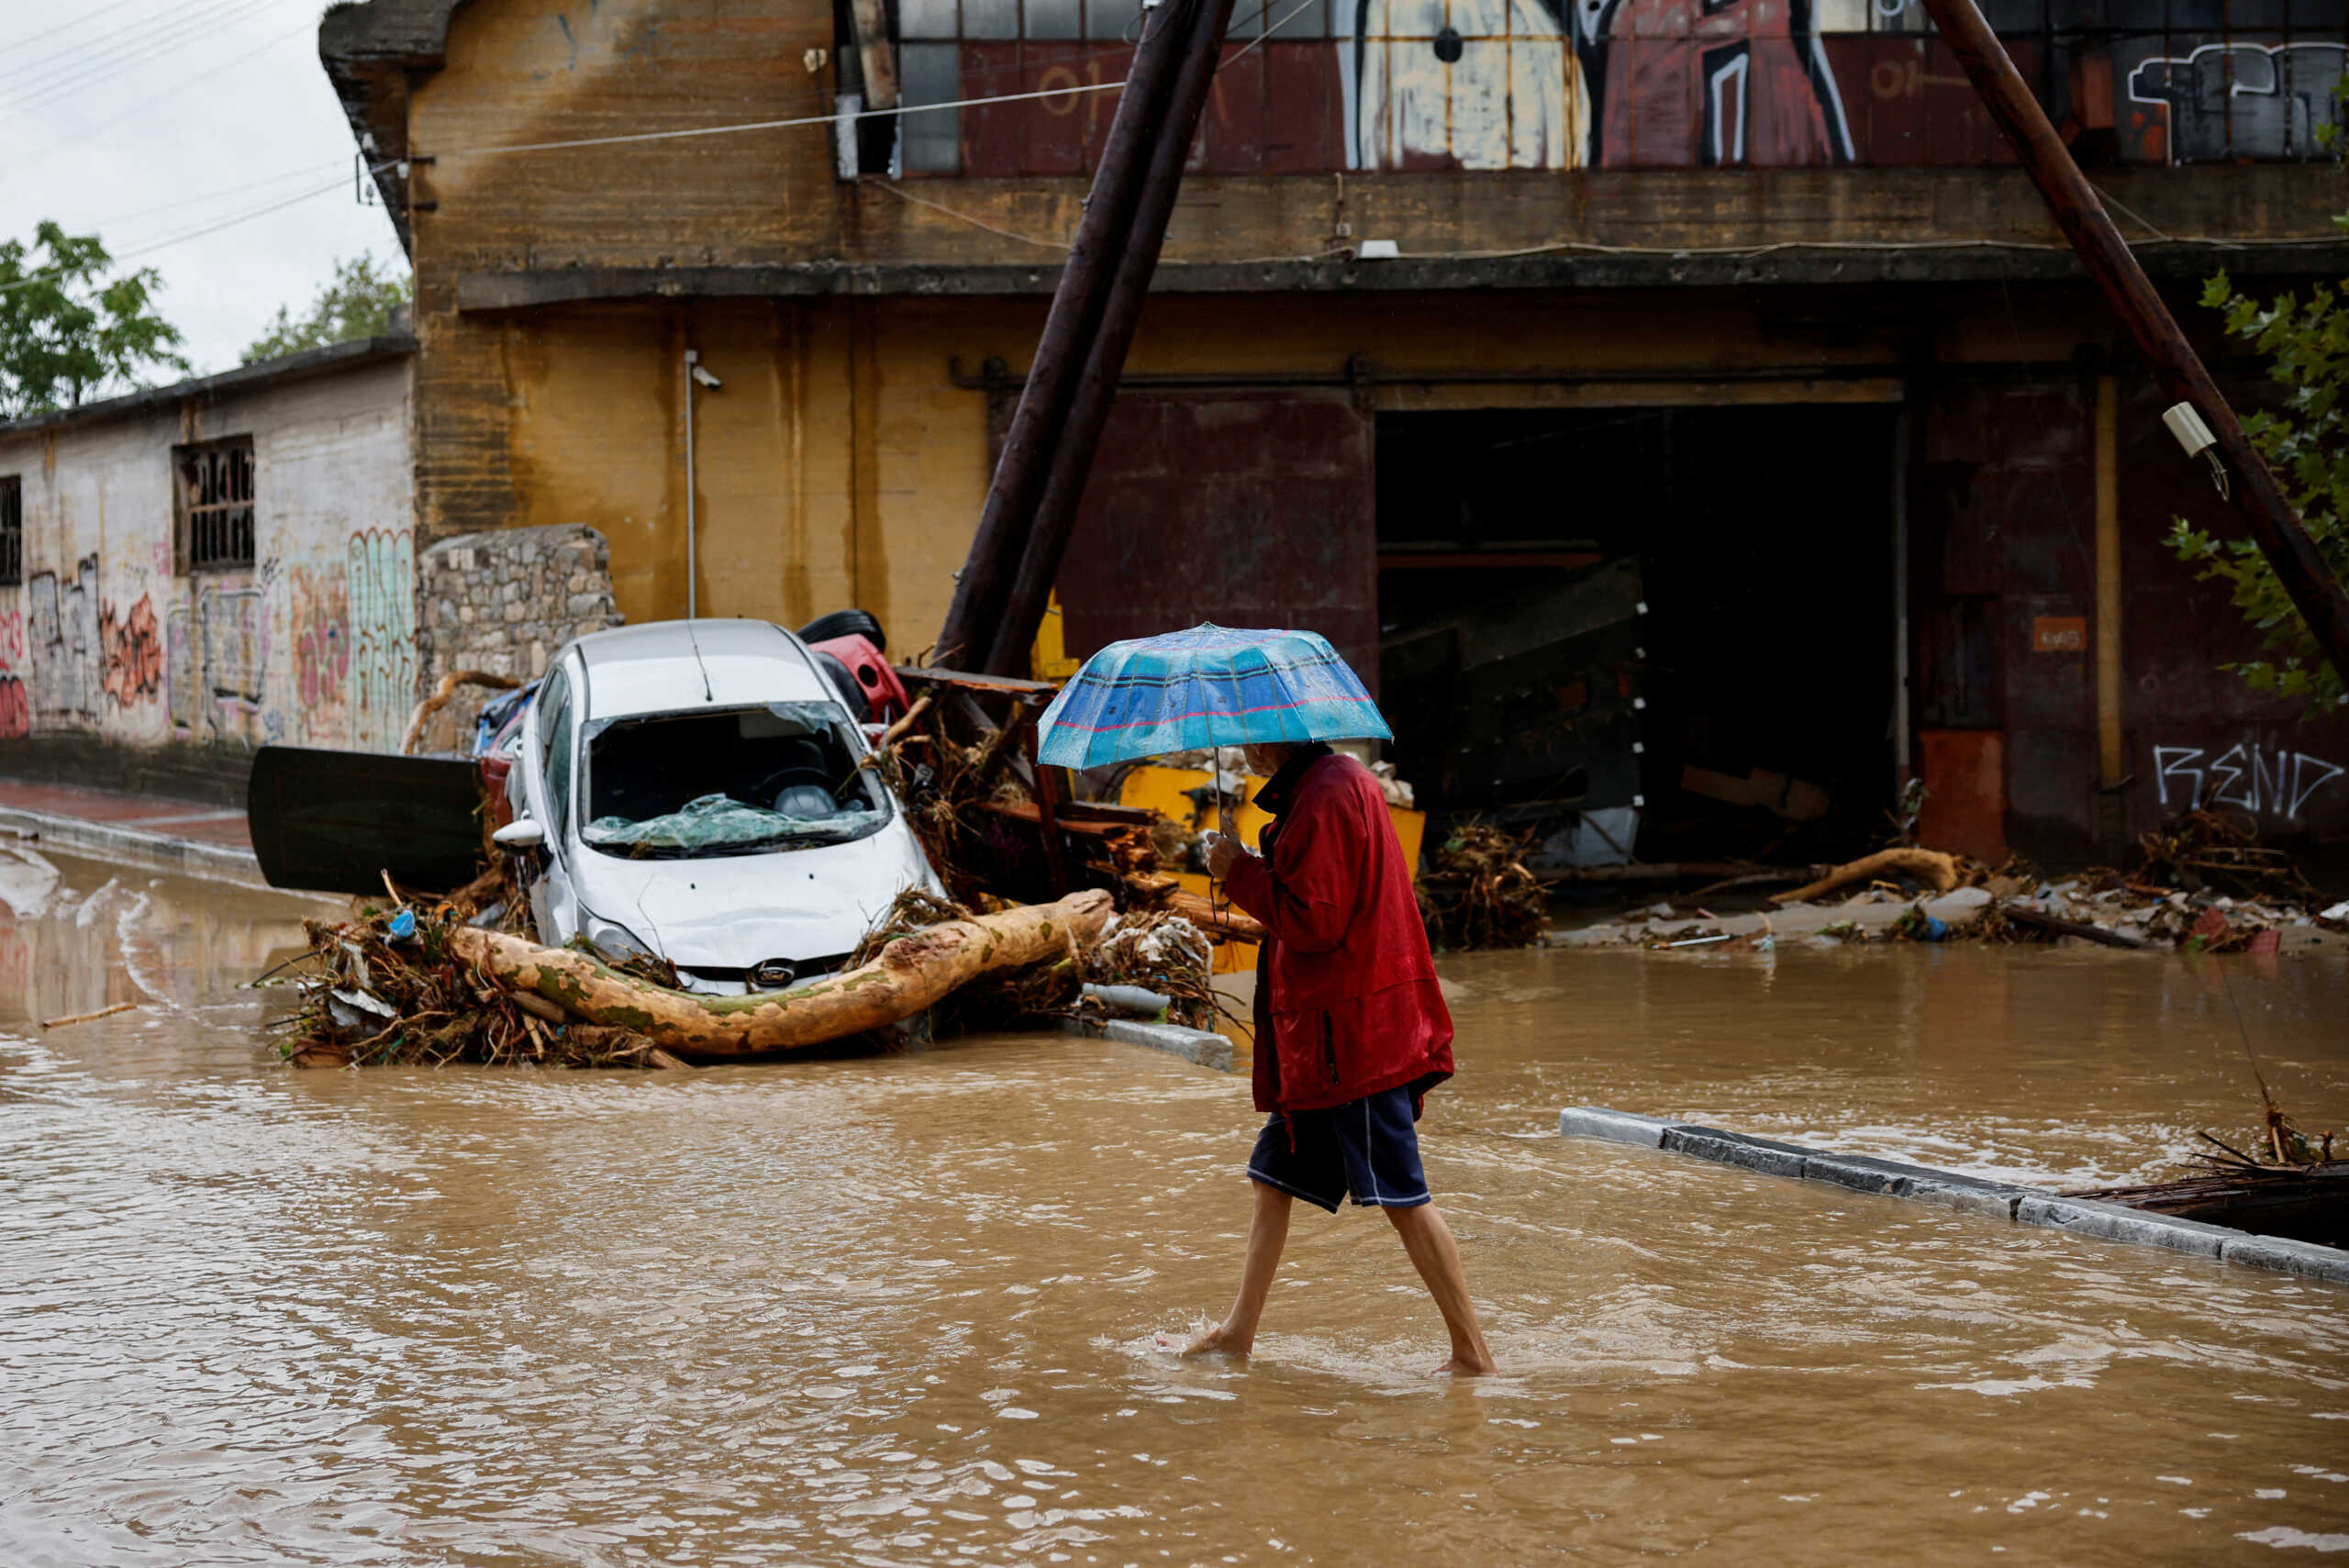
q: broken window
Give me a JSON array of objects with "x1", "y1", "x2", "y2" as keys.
[
  {"x1": 581, "y1": 702, "x2": 891, "y2": 857},
  {"x1": 0, "y1": 475, "x2": 19, "y2": 588},
  {"x1": 174, "y1": 436, "x2": 256, "y2": 573}
]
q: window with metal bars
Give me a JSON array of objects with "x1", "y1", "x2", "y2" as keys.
[
  {"x1": 175, "y1": 437, "x2": 256, "y2": 573},
  {"x1": 0, "y1": 476, "x2": 19, "y2": 587}
]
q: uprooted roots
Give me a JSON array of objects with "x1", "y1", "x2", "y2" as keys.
[
  {"x1": 845, "y1": 886, "x2": 1219, "y2": 1035},
  {"x1": 1418, "y1": 824, "x2": 1546, "y2": 951},
  {"x1": 277, "y1": 907, "x2": 671, "y2": 1070}
]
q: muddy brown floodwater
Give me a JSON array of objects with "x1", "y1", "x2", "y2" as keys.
[{"x1": 4, "y1": 840, "x2": 2347, "y2": 1565}]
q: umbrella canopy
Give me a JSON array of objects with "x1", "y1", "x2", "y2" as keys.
[{"x1": 1034, "y1": 623, "x2": 1390, "y2": 770}]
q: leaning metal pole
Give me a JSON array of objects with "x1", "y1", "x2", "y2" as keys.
[
  {"x1": 981, "y1": 0, "x2": 1241, "y2": 676},
  {"x1": 934, "y1": 0, "x2": 1208, "y2": 669},
  {"x1": 1920, "y1": 0, "x2": 2349, "y2": 682}
]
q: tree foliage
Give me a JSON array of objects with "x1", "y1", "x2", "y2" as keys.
[
  {"x1": 2168, "y1": 272, "x2": 2349, "y2": 709},
  {"x1": 242, "y1": 254, "x2": 412, "y2": 364},
  {"x1": 0, "y1": 221, "x2": 188, "y2": 420}
]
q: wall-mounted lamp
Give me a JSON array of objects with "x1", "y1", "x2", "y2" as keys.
[
  {"x1": 2163, "y1": 400, "x2": 2229, "y2": 501},
  {"x1": 685, "y1": 350, "x2": 723, "y2": 617}
]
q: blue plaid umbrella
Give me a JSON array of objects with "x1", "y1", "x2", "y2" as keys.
[{"x1": 1034, "y1": 623, "x2": 1390, "y2": 771}]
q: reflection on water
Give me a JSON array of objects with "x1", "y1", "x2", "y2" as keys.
[{"x1": 3, "y1": 843, "x2": 2345, "y2": 1564}]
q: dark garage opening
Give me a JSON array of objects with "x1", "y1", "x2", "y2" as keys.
[{"x1": 1375, "y1": 403, "x2": 1902, "y2": 867}]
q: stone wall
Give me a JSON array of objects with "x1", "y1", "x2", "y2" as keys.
[{"x1": 413, "y1": 523, "x2": 622, "y2": 751}]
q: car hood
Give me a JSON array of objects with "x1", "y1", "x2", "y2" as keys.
[{"x1": 567, "y1": 821, "x2": 937, "y2": 970}]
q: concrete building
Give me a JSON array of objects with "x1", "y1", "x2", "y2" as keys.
[
  {"x1": 317, "y1": 0, "x2": 2349, "y2": 870},
  {"x1": 0, "y1": 339, "x2": 419, "y2": 799}
]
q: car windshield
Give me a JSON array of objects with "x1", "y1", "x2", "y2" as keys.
[{"x1": 579, "y1": 702, "x2": 891, "y2": 859}]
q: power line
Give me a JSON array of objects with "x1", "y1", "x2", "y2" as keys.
[
  {"x1": 18, "y1": 21, "x2": 315, "y2": 165},
  {"x1": 85, "y1": 155, "x2": 351, "y2": 236},
  {"x1": 0, "y1": 0, "x2": 161, "y2": 57},
  {"x1": 0, "y1": 0, "x2": 285, "y2": 117},
  {"x1": 417, "y1": 78, "x2": 1130, "y2": 160},
  {"x1": 0, "y1": 172, "x2": 359, "y2": 296},
  {"x1": 0, "y1": 0, "x2": 248, "y2": 95}
]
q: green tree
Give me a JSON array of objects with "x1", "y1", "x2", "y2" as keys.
[
  {"x1": 242, "y1": 254, "x2": 412, "y2": 364},
  {"x1": 0, "y1": 221, "x2": 188, "y2": 420},
  {"x1": 2168, "y1": 272, "x2": 2349, "y2": 708}
]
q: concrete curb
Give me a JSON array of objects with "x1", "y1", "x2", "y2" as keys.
[
  {"x1": 1060, "y1": 1015, "x2": 1234, "y2": 1073},
  {"x1": 1558, "y1": 1105, "x2": 2348, "y2": 1284},
  {"x1": 0, "y1": 806, "x2": 270, "y2": 890}
]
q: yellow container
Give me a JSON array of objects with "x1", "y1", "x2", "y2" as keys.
[{"x1": 1109, "y1": 763, "x2": 1425, "y2": 977}]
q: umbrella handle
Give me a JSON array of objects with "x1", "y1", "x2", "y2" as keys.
[{"x1": 1215, "y1": 787, "x2": 1236, "y2": 917}]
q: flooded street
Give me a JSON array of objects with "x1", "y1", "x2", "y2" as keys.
[{"x1": 4, "y1": 841, "x2": 2346, "y2": 1565}]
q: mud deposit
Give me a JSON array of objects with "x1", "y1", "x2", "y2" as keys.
[{"x1": 4, "y1": 841, "x2": 2346, "y2": 1563}]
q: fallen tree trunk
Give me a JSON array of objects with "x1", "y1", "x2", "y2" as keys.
[
  {"x1": 1769, "y1": 848, "x2": 1963, "y2": 906},
  {"x1": 1165, "y1": 888, "x2": 1265, "y2": 942},
  {"x1": 448, "y1": 889, "x2": 1114, "y2": 1057}
]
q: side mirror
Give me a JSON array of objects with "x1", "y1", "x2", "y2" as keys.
[{"x1": 493, "y1": 817, "x2": 546, "y2": 851}]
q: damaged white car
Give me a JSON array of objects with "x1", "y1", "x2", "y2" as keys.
[{"x1": 492, "y1": 620, "x2": 941, "y2": 994}]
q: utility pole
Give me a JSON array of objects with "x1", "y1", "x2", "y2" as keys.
[
  {"x1": 934, "y1": 0, "x2": 1224, "y2": 673},
  {"x1": 1920, "y1": 0, "x2": 2349, "y2": 684},
  {"x1": 980, "y1": 0, "x2": 1240, "y2": 676}
]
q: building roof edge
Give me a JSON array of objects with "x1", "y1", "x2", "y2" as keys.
[{"x1": 0, "y1": 335, "x2": 417, "y2": 444}]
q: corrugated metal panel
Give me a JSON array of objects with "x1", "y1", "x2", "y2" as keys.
[{"x1": 1052, "y1": 393, "x2": 1380, "y2": 695}]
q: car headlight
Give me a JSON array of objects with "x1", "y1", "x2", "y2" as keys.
[{"x1": 583, "y1": 914, "x2": 656, "y2": 966}]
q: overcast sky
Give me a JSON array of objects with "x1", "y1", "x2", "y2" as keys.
[{"x1": 6, "y1": 0, "x2": 405, "y2": 381}]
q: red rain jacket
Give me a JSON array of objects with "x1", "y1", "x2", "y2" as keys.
[{"x1": 1221, "y1": 751, "x2": 1454, "y2": 1116}]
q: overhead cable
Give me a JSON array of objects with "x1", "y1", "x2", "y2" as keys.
[
  {"x1": 18, "y1": 21, "x2": 316, "y2": 167},
  {"x1": 0, "y1": 0, "x2": 197, "y2": 90},
  {"x1": 0, "y1": 0, "x2": 161, "y2": 56},
  {"x1": 0, "y1": 0, "x2": 284, "y2": 116}
]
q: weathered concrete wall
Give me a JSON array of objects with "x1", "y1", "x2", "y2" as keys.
[
  {"x1": 412, "y1": 522, "x2": 622, "y2": 750},
  {"x1": 0, "y1": 352, "x2": 417, "y2": 794}
]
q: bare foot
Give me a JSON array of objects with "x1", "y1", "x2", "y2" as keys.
[
  {"x1": 1431, "y1": 1352, "x2": 1497, "y2": 1377},
  {"x1": 1155, "y1": 1322, "x2": 1251, "y2": 1360}
]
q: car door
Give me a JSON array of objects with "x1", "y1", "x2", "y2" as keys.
[{"x1": 525, "y1": 662, "x2": 582, "y2": 942}]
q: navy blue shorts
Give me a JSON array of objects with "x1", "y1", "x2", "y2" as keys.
[{"x1": 1247, "y1": 1086, "x2": 1431, "y2": 1213}]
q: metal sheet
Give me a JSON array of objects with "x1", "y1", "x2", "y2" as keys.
[{"x1": 1052, "y1": 392, "x2": 1380, "y2": 694}]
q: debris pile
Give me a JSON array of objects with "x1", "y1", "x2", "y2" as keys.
[
  {"x1": 280, "y1": 903, "x2": 678, "y2": 1071},
  {"x1": 2067, "y1": 1089, "x2": 2345, "y2": 1247},
  {"x1": 1560, "y1": 808, "x2": 2343, "y2": 955},
  {"x1": 1419, "y1": 825, "x2": 1547, "y2": 951},
  {"x1": 279, "y1": 877, "x2": 1222, "y2": 1073},
  {"x1": 1081, "y1": 908, "x2": 1219, "y2": 1031}
]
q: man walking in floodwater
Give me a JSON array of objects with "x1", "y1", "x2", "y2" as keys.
[{"x1": 1170, "y1": 740, "x2": 1496, "y2": 1376}]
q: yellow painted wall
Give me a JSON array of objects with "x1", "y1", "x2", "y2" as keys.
[{"x1": 444, "y1": 278, "x2": 2147, "y2": 646}]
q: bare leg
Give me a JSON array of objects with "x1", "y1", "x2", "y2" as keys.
[
  {"x1": 1159, "y1": 1178, "x2": 1291, "y2": 1359},
  {"x1": 1385, "y1": 1203, "x2": 1497, "y2": 1375}
]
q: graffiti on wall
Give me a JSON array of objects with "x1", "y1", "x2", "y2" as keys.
[
  {"x1": 164, "y1": 603, "x2": 198, "y2": 736},
  {"x1": 100, "y1": 595, "x2": 163, "y2": 707},
  {"x1": 27, "y1": 556, "x2": 99, "y2": 725},
  {"x1": 926, "y1": 11, "x2": 2345, "y2": 172},
  {"x1": 201, "y1": 583, "x2": 268, "y2": 723},
  {"x1": 166, "y1": 571, "x2": 273, "y2": 743},
  {"x1": 347, "y1": 529, "x2": 416, "y2": 753},
  {"x1": 291, "y1": 566, "x2": 349, "y2": 710},
  {"x1": 0, "y1": 610, "x2": 23, "y2": 741},
  {"x1": 2128, "y1": 42, "x2": 2346, "y2": 164},
  {"x1": 1345, "y1": 0, "x2": 1590, "y2": 171},
  {"x1": 2152, "y1": 740, "x2": 2347, "y2": 824}
]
